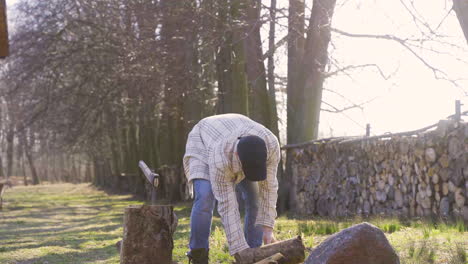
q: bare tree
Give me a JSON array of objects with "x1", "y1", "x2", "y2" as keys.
[
  {"x1": 287, "y1": 0, "x2": 338, "y2": 144},
  {"x1": 453, "y1": 0, "x2": 468, "y2": 43}
]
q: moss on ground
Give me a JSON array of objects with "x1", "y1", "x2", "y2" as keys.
[{"x1": 0, "y1": 184, "x2": 466, "y2": 263}]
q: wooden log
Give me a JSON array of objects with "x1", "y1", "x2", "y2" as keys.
[
  {"x1": 235, "y1": 236, "x2": 305, "y2": 264},
  {"x1": 120, "y1": 205, "x2": 177, "y2": 264},
  {"x1": 254, "y1": 253, "x2": 287, "y2": 264}
]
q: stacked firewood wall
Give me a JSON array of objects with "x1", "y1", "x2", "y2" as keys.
[{"x1": 289, "y1": 120, "x2": 467, "y2": 220}]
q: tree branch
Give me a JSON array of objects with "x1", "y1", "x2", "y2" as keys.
[
  {"x1": 325, "y1": 63, "x2": 393, "y2": 79},
  {"x1": 331, "y1": 27, "x2": 463, "y2": 89}
]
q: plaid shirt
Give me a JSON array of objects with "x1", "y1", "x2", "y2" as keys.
[{"x1": 183, "y1": 114, "x2": 280, "y2": 255}]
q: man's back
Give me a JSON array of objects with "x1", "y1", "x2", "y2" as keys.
[{"x1": 196, "y1": 113, "x2": 256, "y2": 148}]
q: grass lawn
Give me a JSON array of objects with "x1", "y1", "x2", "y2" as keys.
[{"x1": 0, "y1": 184, "x2": 466, "y2": 263}]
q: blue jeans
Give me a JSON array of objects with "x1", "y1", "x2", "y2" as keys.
[{"x1": 189, "y1": 179, "x2": 263, "y2": 250}]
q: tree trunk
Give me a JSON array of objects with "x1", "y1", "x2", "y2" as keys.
[
  {"x1": 120, "y1": 205, "x2": 178, "y2": 264},
  {"x1": 267, "y1": 0, "x2": 287, "y2": 213},
  {"x1": 286, "y1": 0, "x2": 337, "y2": 211},
  {"x1": 20, "y1": 131, "x2": 39, "y2": 185},
  {"x1": 267, "y1": 0, "x2": 280, "y2": 138},
  {"x1": 183, "y1": 1, "x2": 208, "y2": 131},
  {"x1": 287, "y1": 0, "x2": 305, "y2": 145},
  {"x1": 288, "y1": 0, "x2": 336, "y2": 144},
  {"x1": 301, "y1": 0, "x2": 337, "y2": 140},
  {"x1": 6, "y1": 127, "x2": 13, "y2": 179},
  {"x1": 285, "y1": 0, "x2": 306, "y2": 212},
  {"x1": 84, "y1": 162, "x2": 92, "y2": 182},
  {"x1": 0, "y1": 153, "x2": 5, "y2": 180},
  {"x1": 0, "y1": 103, "x2": 4, "y2": 179},
  {"x1": 107, "y1": 105, "x2": 123, "y2": 189},
  {"x1": 244, "y1": 0, "x2": 272, "y2": 127},
  {"x1": 453, "y1": 0, "x2": 468, "y2": 44},
  {"x1": 52, "y1": 149, "x2": 58, "y2": 182},
  {"x1": 24, "y1": 144, "x2": 39, "y2": 185},
  {"x1": 21, "y1": 155, "x2": 27, "y2": 186},
  {"x1": 159, "y1": 0, "x2": 193, "y2": 168},
  {"x1": 0, "y1": 183, "x2": 4, "y2": 209},
  {"x1": 70, "y1": 156, "x2": 78, "y2": 183},
  {"x1": 43, "y1": 139, "x2": 49, "y2": 182},
  {"x1": 216, "y1": 0, "x2": 249, "y2": 115},
  {"x1": 197, "y1": 0, "x2": 217, "y2": 119}
]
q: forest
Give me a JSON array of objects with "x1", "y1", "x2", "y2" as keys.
[
  {"x1": 0, "y1": 1, "x2": 467, "y2": 264},
  {"x1": 0, "y1": 0, "x2": 467, "y2": 207}
]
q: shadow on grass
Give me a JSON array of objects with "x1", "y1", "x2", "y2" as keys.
[
  {"x1": 14, "y1": 244, "x2": 118, "y2": 264},
  {"x1": 174, "y1": 205, "x2": 192, "y2": 218},
  {"x1": 0, "y1": 216, "x2": 123, "y2": 239},
  {"x1": 0, "y1": 232, "x2": 119, "y2": 253}
]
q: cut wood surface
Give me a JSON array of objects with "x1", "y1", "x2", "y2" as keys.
[
  {"x1": 236, "y1": 236, "x2": 305, "y2": 264},
  {"x1": 254, "y1": 253, "x2": 287, "y2": 264},
  {"x1": 120, "y1": 205, "x2": 177, "y2": 264}
]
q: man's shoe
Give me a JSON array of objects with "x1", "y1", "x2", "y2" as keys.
[{"x1": 186, "y1": 248, "x2": 209, "y2": 264}]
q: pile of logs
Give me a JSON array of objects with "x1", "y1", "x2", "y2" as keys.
[{"x1": 289, "y1": 120, "x2": 467, "y2": 220}]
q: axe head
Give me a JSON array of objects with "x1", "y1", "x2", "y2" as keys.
[{"x1": 138, "y1": 160, "x2": 159, "y2": 188}]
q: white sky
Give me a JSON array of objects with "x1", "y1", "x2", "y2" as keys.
[
  {"x1": 6, "y1": 0, "x2": 468, "y2": 140},
  {"x1": 269, "y1": 0, "x2": 468, "y2": 139},
  {"x1": 325, "y1": 0, "x2": 468, "y2": 137}
]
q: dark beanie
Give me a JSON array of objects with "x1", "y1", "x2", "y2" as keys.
[{"x1": 237, "y1": 135, "x2": 267, "y2": 181}]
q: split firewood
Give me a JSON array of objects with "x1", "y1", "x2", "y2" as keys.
[
  {"x1": 254, "y1": 253, "x2": 287, "y2": 264},
  {"x1": 235, "y1": 236, "x2": 305, "y2": 264}
]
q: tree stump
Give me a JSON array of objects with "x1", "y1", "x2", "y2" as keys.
[{"x1": 120, "y1": 205, "x2": 177, "y2": 264}]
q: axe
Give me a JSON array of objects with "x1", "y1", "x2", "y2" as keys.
[{"x1": 138, "y1": 160, "x2": 159, "y2": 204}]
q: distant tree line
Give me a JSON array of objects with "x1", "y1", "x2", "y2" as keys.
[{"x1": 0, "y1": 0, "x2": 465, "y2": 207}]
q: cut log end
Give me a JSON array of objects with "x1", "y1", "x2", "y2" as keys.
[
  {"x1": 236, "y1": 236, "x2": 305, "y2": 264},
  {"x1": 254, "y1": 253, "x2": 287, "y2": 264}
]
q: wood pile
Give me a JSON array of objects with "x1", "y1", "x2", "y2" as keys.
[{"x1": 289, "y1": 120, "x2": 467, "y2": 220}]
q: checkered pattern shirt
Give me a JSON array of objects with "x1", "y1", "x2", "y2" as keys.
[{"x1": 183, "y1": 114, "x2": 280, "y2": 255}]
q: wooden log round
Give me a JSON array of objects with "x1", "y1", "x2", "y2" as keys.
[{"x1": 120, "y1": 205, "x2": 177, "y2": 264}]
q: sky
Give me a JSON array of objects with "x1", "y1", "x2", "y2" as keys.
[
  {"x1": 325, "y1": 0, "x2": 467, "y2": 137},
  {"x1": 270, "y1": 0, "x2": 468, "y2": 139},
  {"x1": 5, "y1": 0, "x2": 468, "y2": 140}
]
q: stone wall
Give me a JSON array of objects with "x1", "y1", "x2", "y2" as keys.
[{"x1": 288, "y1": 120, "x2": 467, "y2": 220}]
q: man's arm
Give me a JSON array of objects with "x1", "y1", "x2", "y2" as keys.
[
  {"x1": 209, "y1": 146, "x2": 250, "y2": 256},
  {"x1": 255, "y1": 136, "x2": 280, "y2": 229}
]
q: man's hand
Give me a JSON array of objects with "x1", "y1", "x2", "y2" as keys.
[
  {"x1": 262, "y1": 226, "x2": 276, "y2": 245},
  {"x1": 234, "y1": 248, "x2": 255, "y2": 263}
]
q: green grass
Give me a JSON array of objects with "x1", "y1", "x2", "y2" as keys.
[{"x1": 0, "y1": 184, "x2": 467, "y2": 263}]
